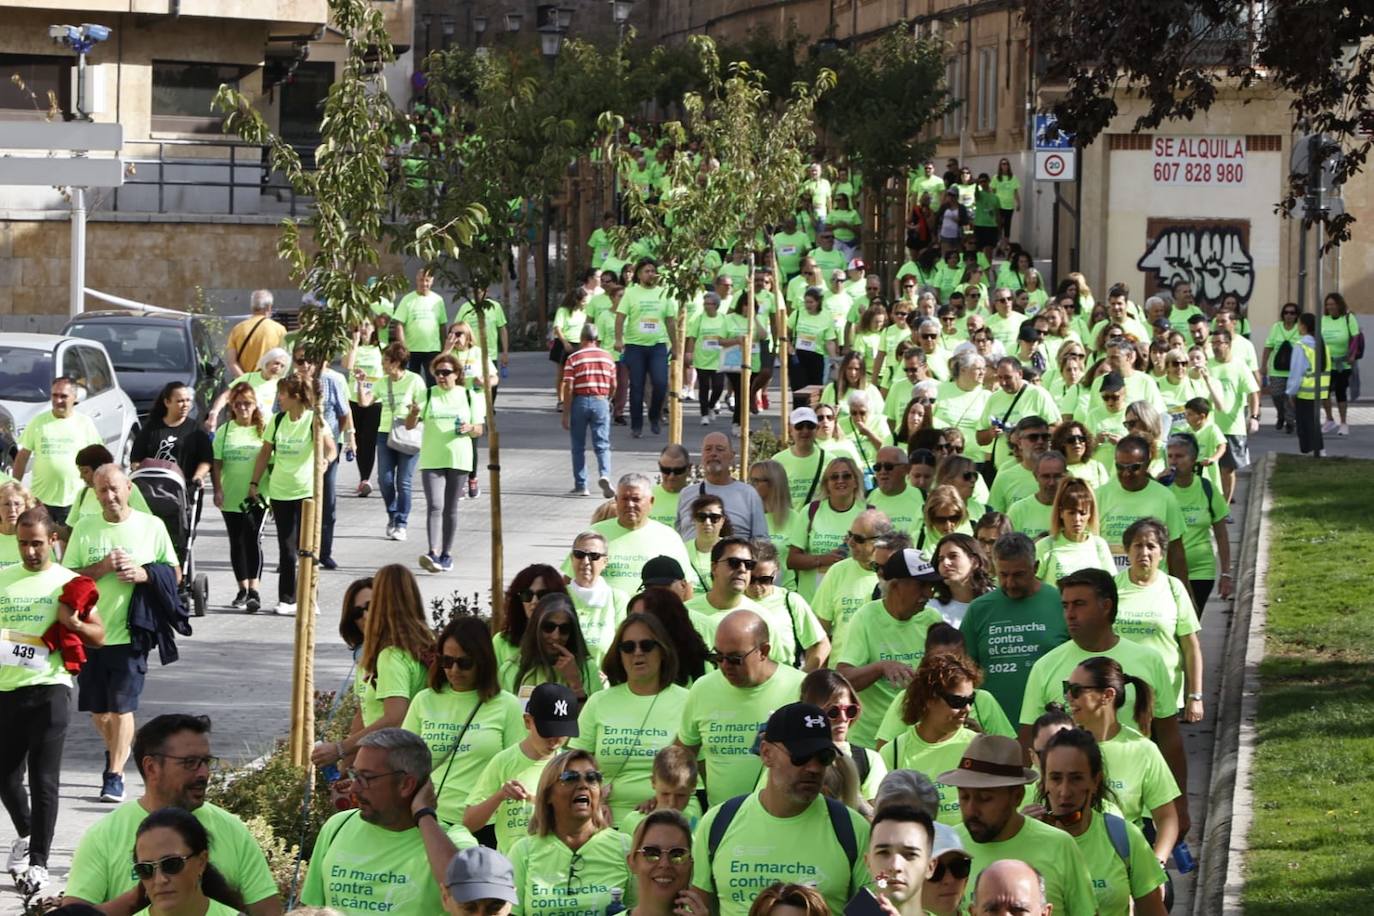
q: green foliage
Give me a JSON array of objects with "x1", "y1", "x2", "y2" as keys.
[
  {"x1": 429, "y1": 589, "x2": 488, "y2": 632},
  {"x1": 748, "y1": 420, "x2": 784, "y2": 464},
  {"x1": 814, "y1": 28, "x2": 953, "y2": 189}
]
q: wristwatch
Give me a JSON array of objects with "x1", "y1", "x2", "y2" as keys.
[
  {"x1": 413, "y1": 806, "x2": 438, "y2": 825},
  {"x1": 1187, "y1": 692, "x2": 1204, "y2": 701}
]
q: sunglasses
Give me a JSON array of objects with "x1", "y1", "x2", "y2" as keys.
[
  {"x1": 293, "y1": 356, "x2": 313, "y2": 365},
  {"x1": 571, "y1": 549, "x2": 605, "y2": 561},
  {"x1": 1169, "y1": 360, "x2": 1188, "y2": 367},
  {"x1": 904, "y1": 367, "x2": 923, "y2": 377},
  {"x1": 816, "y1": 414, "x2": 836, "y2": 422},
  {"x1": 659, "y1": 464, "x2": 689, "y2": 476},
  {"x1": 826, "y1": 703, "x2": 860, "y2": 721},
  {"x1": 557, "y1": 769, "x2": 604, "y2": 785},
  {"x1": 750, "y1": 574, "x2": 775, "y2": 586},
  {"x1": 1064, "y1": 434, "x2": 1088, "y2": 444},
  {"x1": 931, "y1": 857, "x2": 973, "y2": 882},
  {"x1": 618, "y1": 639, "x2": 659, "y2": 655},
  {"x1": 1061, "y1": 681, "x2": 1100, "y2": 699},
  {"x1": 935, "y1": 443, "x2": 958, "y2": 452},
  {"x1": 940, "y1": 690, "x2": 976, "y2": 709},
  {"x1": 696, "y1": 512, "x2": 725, "y2": 523},
  {"x1": 1021, "y1": 432, "x2": 1051, "y2": 441},
  {"x1": 793, "y1": 421, "x2": 818, "y2": 430},
  {"x1": 709, "y1": 645, "x2": 761, "y2": 666},
  {"x1": 920, "y1": 333, "x2": 940, "y2": 340},
  {"x1": 132, "y1": 854, "x2": 192, "y2": 881},
  {"x1": 872, "y1": 462, "x2": 907, "y2": 473},
  {"x1": 828, "y1": 472, "x2": 855, "y2": 482},
  {"x1": 1115, "y1": 462, "x2": 1146, "y2": 473},
  {"x1": 638, "y1": 845, "x2": 690, "y2": 864},
  {"x1": 440, "y1": 655, "x2": 476, "y2": 670},
  {"x1": 788, "y1": 747, "x2": 839, "y2": 767},
  {"x1": 931, "y1": 514, "x2": 963, "y2": 524},
  {"x1": 721, "y1": 556, "x2": 757, "y2": 571},
  {"x1": 959, "y1": 471, "x2": 979, "y2": 483},
  {"x1": 847, "y1": 531, "x2": 876, "y2": 544},
  {"x1": 541, "y1": 620, "x2": 573, "y2": 636},
  {"x1": 1101, "y1": 393, "x2": 1124, "y2": 402},
  {"x1": 521, "y1": 588, "x2": 555, "y2": 603},
  {"x1": 894, "y1": 312, "x2": 912, "y2": 319}
]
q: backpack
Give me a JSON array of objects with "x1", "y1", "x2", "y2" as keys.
[
  {"x1": 707, "y1": 793, "x2": 859, "y2": 874},
  {"x1": 851, "y1": 745, "x2": 872, "y2": 785},
  {"x1": 1103, "y1": 812, "x2": 1132, "y2": 882},
  {"x1": 1273, "y1": 340, "x2": 1293, "y2": 372}
]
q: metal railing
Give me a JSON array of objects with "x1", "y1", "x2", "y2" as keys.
[{"x1": 111, "y1": 136, "x2": 317, "y2": 217}]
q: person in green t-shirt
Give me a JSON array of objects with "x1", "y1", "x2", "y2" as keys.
[
  {"x1": 649, "y1": 444, "x2": 692, "y2": 528},
  {"x1": 1164, "y1": 433, "x2": 1231, "y2": 612},
  {"x1": 615, "y1": 260, "x2": 679, "y2": 437},
  {"x1": 1261, "y1": 302, "x2": 1303, "y2": 432},
  {"x1": 463, "y1": 683, "x2": 578, "y2": 853},
  {"x1": 1033, "y1": 729, "x2": 1168, "y2": 916},
  {"x1": 770, "y1": 408, "x2": 830, "y2": 509},
  {"x1": 991, "y1": 160, "x2": 1021, "y2": 240},
  {"x1": 1006, "y1": 450, "x2": 1066, "y2": 540},
  {"x1": 972, "y1": 175, "x2": 1001, "y2": 254},
  {"x1": 808, "y1": 507, "x2": 886, "y2": 657},
  {"x1": 550, "y1": 286, "x2": 590, "y2": 396},
  {"x1": 373, "y1": 343, "x2": 427, "y2": 540},
  {"x1": 392, "y1": 268, "x2": 450, "y2": 381},
  {"x1": 772, "y1": 215, "x2": 812, "y2": 279},
  {"x1": 571, "y1": 475, "x2": 694, "y2": 596},
  {"x1": 686, "y1": 292, "x2": 735, "y2": 420},
  {"x1": 211, "y1": 382, "x2": 270, "y2": 614},
  {"x1": 452, "y1": 291, "x2": 510, "y2": 380},
  {"x1": 691, "y1": 702, "x2": 873, "y2": 916},
  {"x1": 413, "y1": 352, "x2": 485, "y2": 572},
  {"x1": 939, "y1": 735, "x2": 1098, "y2": 916},
  {"x1": 1034, "y1": 478, "x2": 1114, "y2": 583},
  {"x1": 787, "y1": 455, "x2": 866, "y2": 600},
  {"x1": 1094, "y1": 436, "x2": 1188, "y2": 578},
  {"x1": 499, "y1": 593, "x2": 604, "y2": 701},
  {"x1": 14, "y1": 377, "x2": 102, "y2": 521}
]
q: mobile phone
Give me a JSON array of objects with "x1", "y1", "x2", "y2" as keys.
[{"x1": 844, "y1": 888, "x2": 886, "y2": 916}]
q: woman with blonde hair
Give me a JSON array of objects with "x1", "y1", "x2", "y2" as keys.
[
  {"x1": 916, "y1": 485, "x2": 971, "y2": 553},
  {"x1": 1123, "y1": 399, "x2": 1168, "y2": 474},
  {"x1": 0, "y1": 480, "x2": 37, "y2": 570},
  {"x1": 787, "y1": 455, "x2": 865, "y2": 600},
  {"x1": 1048, "y1": 342, "x2": 1091, "y2": 422},
  {"x1": 931, "y1": 454, "x2": 986, "y2": 520},
  {"x1": 311, "y1": 563, "x2": 433, "y2": 770},
  {"x1": 748, "y1": 460, "x2": 794, "y2": 561},
  {"x1": 1035, "y1": 478, "x2": 1114, "y2": 581},
  {"x1": 748, "y1": 883, "x2": 832, "y2": 916},
  {"x1": 212, "y1": 381, "x2": 269, "y2": 612}
]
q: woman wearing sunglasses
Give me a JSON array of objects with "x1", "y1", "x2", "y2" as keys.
[
  {"x1": 1051, "y1": 420, "x2": 1109, "y2": 489},
  {"x1": 1261, "y1": 301, "x2": 1302, "y2": 432},
  {"x1": 412, "y1": 352, "x2": 485, "y2": 574},
  {"x1": 799, "y1": 668, "x2": 886, "y2": 802},
  {"x1": 337, "y1": 576, "x2": 372, "y2": 661},
  {"x1": 502, "y1": 594, "x2": 601, "y2": 704},
  {"x1": 914, "y1": 486, "x2": 972, "y2": 555},
  {"x1": 684, "y1": 494, "x2": 733, "y2": 591},
  {"x1": 402, "y1": 616, "x2": 523, "y2": 829},
  {"x1": 933, "y1": 351, "x2": 991, "y2": 465},
  {"x1": 570, "y1": 613, "x2": 687, "y2": 825},
  {"x1": 877, "y1": 654, "x2": 983, "y2": 825},
  {"x1": 131, "y1": 807, "x2": 244, "y2": 916},
  {"x1": 567, "y1": 531, "x2": 625, "y2": 662},
  {"x1": 787, "y1": 456, "x2": 865, "y2": 600},
  {"x1": 1047, "y1": 344, "x2": 1090, "y2": 423},
  {"x1": 508, "y1": 749, "x2": 632, "y2": 915},
  {"x1": 494, "y1": 564, "x2": 569, "y2": 669},
  {"x1": 1034, "y1": 479, "x2": 1114, "y2": 583},
  {"x1": 1155, "y1": 347, "x2": 1209, "y2": 433},
  {"x1": 922, "y1": 824, "x2": 974, "y2": 916},
  {"x1": 1064, "y1": 657, "x2": 1181, "y2": 865},
  {"x1": 1033, "y1": 728, "x2": 1168, "y2": 916},
  {"x1": 626, "y1": 809, "x2": 709, "y2": 916},
  {"x1": 1122, "y1": 400, "x2": 1168, "y2": 476},
  {"x1": 932, "y1": 455, "x2": 986, "y2": 521},
  {"x1": 812, "y1": 406, "x2": 862, "y2": 470}
]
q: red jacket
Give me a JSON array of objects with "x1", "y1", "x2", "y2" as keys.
[{"x1": 39, "y1": 575, "x2": 100, "y2": 674}]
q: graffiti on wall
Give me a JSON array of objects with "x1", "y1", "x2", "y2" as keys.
[{"x1": 1138, "y1": 218, "x2": 1254, "y2": 303}]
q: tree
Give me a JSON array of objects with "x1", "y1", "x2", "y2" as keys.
[
  {"x1": 212, "y1": 0, "x2": 484, "y2": 764},
  {"x1": 1025, "y1": 0, "x2": 1373, "y2": 243},
  {"x1": 813, "y1": 28, "x2": 954, "y2": 271}
]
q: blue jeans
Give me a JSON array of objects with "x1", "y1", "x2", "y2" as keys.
[
  {"x1": 569, "y1": 395, "x2": 612, "y2": 488},
  {"x1": 622, "y1": 342, "x2": 668, "y2": 432},
  {"x1": 320, "y1": 456, "x2": 339, "y2": 561},
  {"x1": 375, "y1": 432, "x2": 418, "y2": 528}
]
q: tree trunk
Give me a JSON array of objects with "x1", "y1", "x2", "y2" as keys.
[
  {"x1": 288, "y1": 425, "x2": 324, "y2": 767},
  {"x1": 772, "y1": 255, "x2": 792, "y2": 446},
  {"x1": 669, "y1": 307, "x2": 685, "y2": 445},
  {"x1": 476, "y1": 301, "x2": 504, "y2": 624},
  {"x1": 737, "y1": 251, "x2": 756, "y2": 476}
]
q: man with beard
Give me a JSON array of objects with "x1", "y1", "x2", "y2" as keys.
[
  {"x1": 940, "y1": 734, "x2": 1096, "y2": 916},
  {"x1": 675, "y1": 433, "x2": 768, "y2": 540},
  {"x1": 63, "y1": 714, "x2": 281, "y2": 915},
  {"x1": 691, "y1": 703, "x2": 872, "y2": 916}
]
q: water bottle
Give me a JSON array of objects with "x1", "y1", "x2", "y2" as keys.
[
  {"x1": 499, "y1": 364, "x2": 509, "y2": 381},
  {"x1": 1173, "y1": 840, "x2": 1197, "y2": 873},
  {"x1": 344, "y1": 447, "x2": 355, "y2": 463},
  {"x1": 321, "y1": 764, "x2": 341, "y2": 783},
  {"x1": 604, "y1": 888, "x2": 625, "y2": 916}
]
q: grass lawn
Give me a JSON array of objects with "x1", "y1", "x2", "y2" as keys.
[{"x1": 1243, "y1": 455, "x2": 1374, "y2": 914}]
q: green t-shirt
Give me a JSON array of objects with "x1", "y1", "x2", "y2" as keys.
[
  {"x1": 987, "y1": 464, "x2": 1037, "y2": 513},
  {"x1": 787, "y1": 499, "x2": 864, "y2": 600},
  {"x1": 837, "y1": 601, "x2": 943, "y2": 748},
  {"x1": 394, "y1": 290, "x2": 449, "y2": 352},
  {"x1": 692, "y1": 792, "x2": 871, "y2": 916},
  {"x1": 973, "y1": 188, "x2": 1001, "y2": 227},
  {"x1": 980, "y1": 383, "x2": 1061, "y2": 470},
  {"x1": 134, "y1": 903, "x2": 238, "y2": 916},
  {"x1": 0, "y1": 535, "x2": 18, "y2": 571},
  {"x1": 961, "y1": 585, "x2": 1069, "y2": 720},
  {"x1": 1018, "y1": 635, "x2": 1179, "y2": 727},
  {"x1": 810, "y1": 247, "x2": 848, "y2": 275},
  {"x1": 773, "y1": 230, "x2": 812, "y2": 276},
  {"x1": 498, "y1": 654, "x2": 602, "y2": 699},
  {"x1": 67, "y1": 800, "x2": 277, "y2": 906},
  {"x1": 808, "y1": 557, "x2": 879, "y2": 658},
  {"x1": 618, "y1": 284, "x2": 678, "y2": 347},
  {"x1": 469, "y1": 742, "x2": 556, "y2": 853},
  {"x1": 1075, "y1": 812, "x2": 1168, "y2": 914},
  {"x1": 1094, "y1": 480, "x2": 1185, "y2": 573},
  {"x1": 1065, "y1": 458, "x2": 1110, "y2": 490},
  {"x1": 212, "y1": 421, "x2": 267, "y2": 511},
  {"x1": 687, "y1": 593, "x2": 797, "y2": 669},
  {"x1": 0, "y1": 563, "x2": 79, "y2": 690},
  {"x1": 689, "y1": 311, "x2": 732, "y2": 371},
  {"x1": 1156, "y1": 375, "x2": 1209, "y2": 430},
  {"x1": 569, "y1": 683, "x2": 690, "y2": 825},
  {"x1": 1086, "y1": 369, "x2": 1166, "y2": 419},
  {"x1": 878, "y1": 725, "x2": 980, "y2": 825},
  {"x1": 400, "y1": 687, "x2": 525, "y2": 822},
  {"x1": 791, "y1": 308, "x2": 839, "y2": 357},
  {"x1": 829, "y1": 207, "x2": 861, "y2": 241},
  {"x1": 875, "y1": 688, "x2": 1014, "y2": 744},
  {"x1": 957, "y1": 817, "x2": 1098, "y2": 916},
  {"x1": 866, "y1": 486, "x2": 925, "y2": 538},
  {"x1": 991, "y1": 174, "x2": 1020, "y2": 209},
  {"x1": 553, "y1": 306, "x2": 588, "y2": 345},
  {"x1": 356, "y1": 646, "x2": 428, "y2": 726},
  {"x1": 1168, "y1": 475, "x2": 1228, "y2": 579},
  {"x1": 1207, "y1": 357, "x2": 1259, "y2": 435},
  {"x1": 265, "y1": 410, "x2": 315, "y2": 501},
  {"x1": 377, "y1": 370, "x2": 426, "y2": 431},
  {"x1": 418, "y1": 384, "x2": 485, "y2": 472},
  {"x1": 570, "y1": 518, "x2": 694, "y2": 596},
  {"x1": 933, "y1": 381, "x2": 991, "y2": 462},
  {"x1": 64, "y1": 510, "x2": 177, "y2": 645},
  {"x1": 648, "y1": 484, "x2": 683, "y2": 529},
  {"x1": 1322, "y1": 313, "x2": 1360, "y2": 364},
  {"x1": 301, "y1": 809, "x2": 444, "y2": 914},
  {"x1": 751, "y1": 586, "x2": 826, "y2": 666},
  {"x1": 769, "y1": 446, "x2": 828, "y2": 509},
  {"x1": 678, "y1": 665, "x2": 806, "y2": 807},
  {"x1": 1007, "y1": 494, "x2": 1054, "y2": 539},
  {"x1": 1100, "y1": 725, "x2": 1181, "y2": 826},
  {"x1": 453, "y1": 299, "x2": 508, "y2": 355},
  {"x1": 1264, "y1": 321, "x2": 1303, "y2": 376},
  {"x1": 509, "y1": 829, "x2": 634, "y2": 916},
  {"x1": 594, "y1": 308, "x2": 623, "y2": 363},
  {"x1": 68, "y1": 484, "x2": 151, "y2": 523},
  {"x1": 1035, "y1": 533, "x2": 1115, "y2": 583},
  {"x1": 1167, "y1": 305, "x2": 1204, "y2": 333},
  {"x1": 18, "y1": 411, "x2": 101, "y2": 507},
  {"x1": 1114, "y1": 570, "x2": 1200, "y2": 707},
  {"x1": 567, "y1": 580, "x2": 628, "y2": 662}
]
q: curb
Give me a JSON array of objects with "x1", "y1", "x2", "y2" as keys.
[{"x1": 1191, "y1": 452, "x2": 1274, "y2": 916}]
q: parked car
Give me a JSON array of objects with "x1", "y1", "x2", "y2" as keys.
[
  {"x1": 62, "y1": 310, "x2": 226, "y2": 424},
  {"x1": 0, "y1": 332, "x2": 140, "y2": 468}
]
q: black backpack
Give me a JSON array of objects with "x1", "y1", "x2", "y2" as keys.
[{"x1": 1273, "y1": 340, "x2": 1293, "y2": 372}]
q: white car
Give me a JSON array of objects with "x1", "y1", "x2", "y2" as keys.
[{"x1": 0, "y1": 332, "x2": 140, "y2": 472}]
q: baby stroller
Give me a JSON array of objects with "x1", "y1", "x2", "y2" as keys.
[{"x1": 130, "y1": 458, "x2": 210, "y2": 617}]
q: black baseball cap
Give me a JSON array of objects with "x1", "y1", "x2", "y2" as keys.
[
  {"x1": 641, "y1": 556, "x2": 686, "y2": 587},
  {"x1": 763, "y1": 702, "x2": 837, "y2": 759},
  {"x1": 526, "y1": 683, "x2": 579, "y2": 738},
  {"x1": 1100, "y1": 370, "x2": 1126, "y2": 394}
]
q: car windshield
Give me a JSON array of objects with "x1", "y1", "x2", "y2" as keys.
[
  {"x1": 66, "y1": 322, "x2": 191, "y2": 372},
  {"x1": 0, "y1": 347, "x2": 55, "y2": 402}
]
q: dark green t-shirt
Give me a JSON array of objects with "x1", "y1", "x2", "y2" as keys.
[{"x1": 961, "y1": 584, "x2": 1070, "y2": 721}]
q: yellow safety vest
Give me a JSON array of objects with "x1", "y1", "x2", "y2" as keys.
[{"x1": 1296, "y1": 342, "x2": 1330, "y2": 400}]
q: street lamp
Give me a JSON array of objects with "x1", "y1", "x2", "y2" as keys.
[
  {"x1": 556, "y1": 6, "x2": 575, "y2": 29},
  {"x1": 504, "y1": 12, "x2": 523, "y2": 32},
  {"x1": 474, "y1": 15, "x2": 488, "y2": 36},
  {"x1": 539, "y1": 23, "x2": 564, "y2": 59},
  {"x1": 611, "y1": 0, "x2": 633, "y2": 25}
]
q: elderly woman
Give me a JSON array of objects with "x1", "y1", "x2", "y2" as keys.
[
  {"x1": 838, "y1": 390, "x2": 893, "y2": 485},
  {"x1": 933, "y1": 350, "x2": 991, "y2": 464},
  {"x1": 507, "y1": 749, "x2": 632, "y2": 915},
  {"x1": 204, "y1": 346, "x2": 289, "y2": 431},
  {"x1": 566, "y1": 530, "x2": 627, "y2": 661},
  {"x1": 0, "y1": 481, "x2": 36, "y2": 569},
  {"x1": 1048, "y1": 342, "x2": 1091, "y2": 422},
  {"x1": 787, "y1": 456, "x2": 865, "y2": 600},
  {"x1": 1155, "y1": 347, "x2": 1210, "y2": 431}
]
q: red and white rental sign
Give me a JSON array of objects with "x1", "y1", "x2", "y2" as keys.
[{"x1": 1152, "y1": 136, "x2": 1246, "y2": 186}]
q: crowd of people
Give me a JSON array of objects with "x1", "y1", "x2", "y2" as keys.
[{"x1": 0, "y1": 150, "x2": 1360, "y2": 916}]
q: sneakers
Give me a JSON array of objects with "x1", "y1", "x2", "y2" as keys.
[
  {"x1": 438, "y1": 555, "x2": 453, "y2": 572},
  {"x1": 15, "y1": 864, "x2": 47, "y2": 897},
  {"x1": 761, "y1": 392, "x2": 770, "y2": 409},
  {"x1": 230, "y1": 588, "x2": 248, "y2": 609},
  {"x1": 319, "y1": 557, "x2": 338, "y2": 571},
  {"x1": 7, "y1": 836, "x2": 29, "y2": 876},
  {"x1": 613, "y1": 415, "x2": 627, "y2": 426},
  {"x1": 1322, "y1": 418, "x2": 1339, "y2": 433},
  {"x1": 274, "y1": 602, "x2": 298, "y2": 616},
  {"x1": 385, "y1": 524, "x2": 396, "y2": 540},
  {"x1": 1339, "y1": 424, "x2": 1350, "y2": 437},
  {"x1": 597, "y1": 475, "x2": 615, "y2": 499},
  {"x1": 357, "y1": 481, "x2": 372, "y2": 497},
  {"x1": 245, "y1": 590, "x2": 261, "y2": 614},
  {"x1": 99, "y1": 771, "x2": 125, "y2": 803},
  {"x1": 568, "y1": 486, "x2": 591, "y2": 496},
  {"x1": 650, "y1": 423, "x2": 661, "y2": 435},
  {"x1": 700, "y1": 415, "x2": 711, "y2": 426},
  {"x1": 392, "y1": 527, "x2": 408, "y2": 542},
  {"x1": 419, "y1": 553, "x2": 441, "y2": 573},
  {"x1": 632, "y1": 429, "x2": 643, "y2": 439}
]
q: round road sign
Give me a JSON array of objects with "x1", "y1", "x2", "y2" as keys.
[{"x1": 1044, "y1": 153, "x2": 1066, "y2": 178}]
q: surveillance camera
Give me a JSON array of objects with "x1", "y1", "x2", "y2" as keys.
[
  {"x1": 80, "y1": 23, "x2": 112, "y2": 42},
  {"x1": 48, "y1": 24, "x2": 78, "y2": 43}
]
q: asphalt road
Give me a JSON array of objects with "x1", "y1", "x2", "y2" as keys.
[{"x1": 2, "y1": 350, "x2": 1369, "y2": 912}]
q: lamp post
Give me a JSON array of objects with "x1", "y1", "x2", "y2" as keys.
[
  {"x1": 538, "y1": 23, "x2": 564, "y2": 60},
  {"x1": 610, "y1": 1, "x2": 633, "y2": 216},
  {"x1": 504, "y1": 11, "x2": 523, "y2": 32},
  {"x1": 473, "y1": 14, "x2": 487, "y2": 46}
]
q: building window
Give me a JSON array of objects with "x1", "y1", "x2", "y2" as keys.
[
  {"x1": 152, "y1": 61, "x2": 253, "y2": 133},
  {"x1": 977, "y1": 46, "x2": 997, "y2": 133},
  {"x1": 0, "y1": 53, "x2": 72, "y2": 119},
  {"x1": 943, "y1": 56, "x2": 963, "y2": 137}
]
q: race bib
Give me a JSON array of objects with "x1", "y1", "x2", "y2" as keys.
[
  {"x1": 702, "y1": 337, "x2": 722, "y2": 351},
  {"x1": 638, "y1": 319, "x2": 661, "y2": 335},
  {"x1": 1109, "y1": 548, "x2": 1129, "y2": 571},
  {"x1": 797, "y1": 335, "x2": 818, "y2": 352},
  {"x1": 1169, "y1": 408, "x2": 1187, "y2": 428},
  {"x1": 721, "y1": 346, "x2": 744, "y2": 372},
  {"x1": 0, "y1": 629, "x2": 49, "y2": 672},
  {"x1": 779, "y1": 245, "x2": 798, "y2": 256}
]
